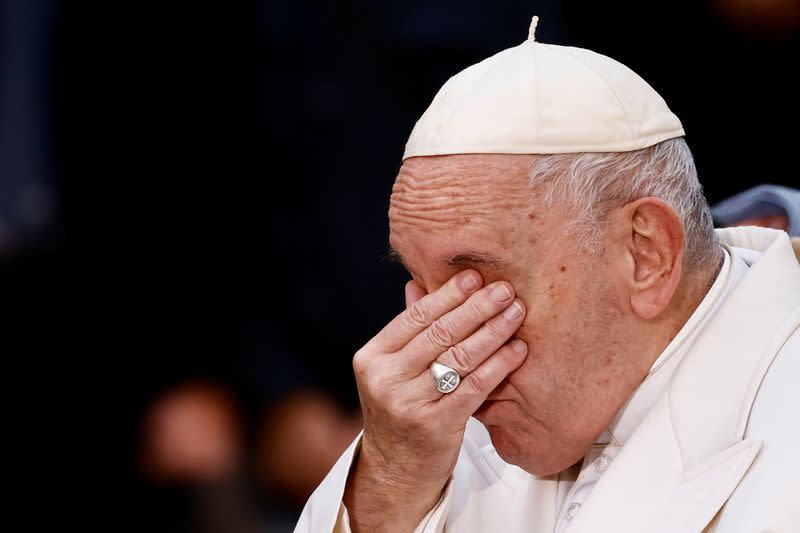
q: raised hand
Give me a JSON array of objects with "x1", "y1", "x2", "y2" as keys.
[{"x1": 343, "y1": 270, "x2": 528, "y2": 532}]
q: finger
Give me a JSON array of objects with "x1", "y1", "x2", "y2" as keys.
[
  {"x1": 445, "y1": 339, "x2": 528, "y2": 414},
  {"x1": 405, "y1": 280, "x2": 427, "y2": 309},
  {"x1": 369, "y1": 270, "x2": 483, "y2": 352},
  {"x1": 429, "y1": 298, "x2": 526, "y2": 377},
  {"x1": 401, "y1": 281, "x2": 517, "y2": 372}
]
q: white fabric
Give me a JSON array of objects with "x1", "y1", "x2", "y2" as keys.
[
  {"x1": 296, "y1": 226, "x2": 800, "y2": 532},
  {"x1": 402, "y1": 17, "x2": 684, "y2": 159}
]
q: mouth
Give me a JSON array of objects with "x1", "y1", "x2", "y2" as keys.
[
  {"x1": 474, "y1": 398, "x2": 514, "y2": 419},
  {"x1": 485, "y1": 379, "x2": 514, "y2": 401}
]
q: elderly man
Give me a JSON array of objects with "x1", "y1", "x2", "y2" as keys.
[{"x1": 295, "y1": 17, "x2": 800, "y2": 533}]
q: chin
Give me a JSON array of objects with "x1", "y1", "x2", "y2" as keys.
[
  {"x1": 475, "y1": 404, "x2": 582, "y2": 477},
  {"x1": 484, "y1": 425, "x2": 562, "y2": 476}
]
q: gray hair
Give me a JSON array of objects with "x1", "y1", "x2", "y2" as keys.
[{"x1": 528, "y1": 137, "x2": 720, "y2": 274}]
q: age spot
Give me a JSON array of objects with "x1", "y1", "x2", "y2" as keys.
[{"x1": 560, "y1": 266, "x2": 567, "y2": 273}]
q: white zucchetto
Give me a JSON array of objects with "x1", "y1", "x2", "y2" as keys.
[{"x1": 403, "y1": 16, "x2": 685, "y2": 160}]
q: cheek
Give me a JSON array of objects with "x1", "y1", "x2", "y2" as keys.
[
  {"x1": 505, "y1": 268, "x2": 606, "y2": 393},
  {"x1": 508, "y1": 264, "x2": 627, "y2": 394},
  {"x1": 516, "y1": 257, "x2": 618, "y2": 341},
  {"x1": 516, "y1": 270, "x2": 576, "y2": 342}
]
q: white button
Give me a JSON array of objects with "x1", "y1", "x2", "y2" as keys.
[
  {"x1": 566, "y1": 502, "x2": 581, "y2": 520},
  {"x1": 594, "y1": 454, "x2": 610, "y2": 472}
]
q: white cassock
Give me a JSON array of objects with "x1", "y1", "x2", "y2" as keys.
[{"x1": 295, "y1": 226, "x2": 800, "y2": 533}]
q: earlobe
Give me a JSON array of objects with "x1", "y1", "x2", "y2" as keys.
[{"x1": 624, "y1": 198, "x2": 685, "y2": 320}]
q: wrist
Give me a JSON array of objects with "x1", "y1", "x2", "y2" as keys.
[{"x1": 343, "y1": 445, "x2": 448, "y2": 532}]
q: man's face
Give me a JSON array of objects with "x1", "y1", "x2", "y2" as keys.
[{"x1": 388, "y1": 154, "x2": 640, "y2": 475}]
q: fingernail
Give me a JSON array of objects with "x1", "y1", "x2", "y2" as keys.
[
  {"x1": 459, "y1": 272, "x2": 481, "y2": 292},
  {"x1": 511, "y1": 339, "x2": 527, "y2": 353},
  {"x1": 503, "y1": 300, "x2": 523, "y2": 320},
  {"x1": 491, "y1": 284, "x2": 512, "y2": 303}
]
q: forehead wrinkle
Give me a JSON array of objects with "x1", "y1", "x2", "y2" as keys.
[
  {"x1": 390, "y1": 192, "x2": 499, "y2": 228},
  {"x1": 390, "y1": 154, "x2": 533, "y2": 228}
]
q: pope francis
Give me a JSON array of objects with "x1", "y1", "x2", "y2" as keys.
[{"x1": 295, "y1": 17, "x2": 800, "y2": 533}]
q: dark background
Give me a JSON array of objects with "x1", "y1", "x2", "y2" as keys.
[{"x1": 2, "y1": 0, "x2": 798, "y2": 530}]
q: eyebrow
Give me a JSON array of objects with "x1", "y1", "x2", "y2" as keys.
[
  {"x1": 386, "y1": 246, "x2": 405, "y2": 265},
  {"x1": 445, "y1": 251, "x2": 503, "y2": 269},
  {"x1": 386, "y1": 246, "x2": 503, "y2": 270}
]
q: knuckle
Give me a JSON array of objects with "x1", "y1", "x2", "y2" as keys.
[
  {"x1": 406, "y1": 300, "x2": 430, "y2": 328},
  {"x1": 464, "y1": 370, "x2": 488, "y2": 395},
  {"x1": 484, "y1": 318, "x2": 510, "y2": 342},
  {"x1": 464, "y1": 296, "x2": 488, "y2": 321},
  {"x1": 427, "y1": 318, "x2": 455, "y2": 349},
  {"x1": 352, "y1": 355, "x2": 363, "y2": 375},
  {"x1": 445, "y1": 343, "x2": 472, "y2": 373},
  {"x1": 352, "y1": 349, "x2": 368, "y2": 375}
]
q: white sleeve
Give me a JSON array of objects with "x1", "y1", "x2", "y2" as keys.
[
  {"x1": 333, "y1": 502, "x2": 351, "y2": 533},
  {"x1": 412, "y1": 478, "x2": 454, "y2": 533},
  {"x1": 293, "y1": 432, "x2": 363, "y2": 533}
]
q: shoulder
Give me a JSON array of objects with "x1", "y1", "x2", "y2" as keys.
[
  {"x1": 715, "y1": 328, "x2": 800, "y2": 529},
  {"x1": 747, "y1": 324, "x2": 800, "y2": 437}
]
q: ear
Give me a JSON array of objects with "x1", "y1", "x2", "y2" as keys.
[{"x1": 616, "y1": 197, "x2": 686, "y2": 320}]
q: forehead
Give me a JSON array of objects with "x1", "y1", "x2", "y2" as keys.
[
  {"x1": 388, "y1": 154, "x2": 541, "y2": 276},
  {"x1": 389, "y1": 154, "x2": 535, "y2": 229}
]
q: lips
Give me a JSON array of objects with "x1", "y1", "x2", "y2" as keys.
[
  {"x1": 474, "y1": 398, "x2": 513, "y2": 417},
  {"x1": 484, "y1": 394, "x2": 509, "y2": 402}
]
